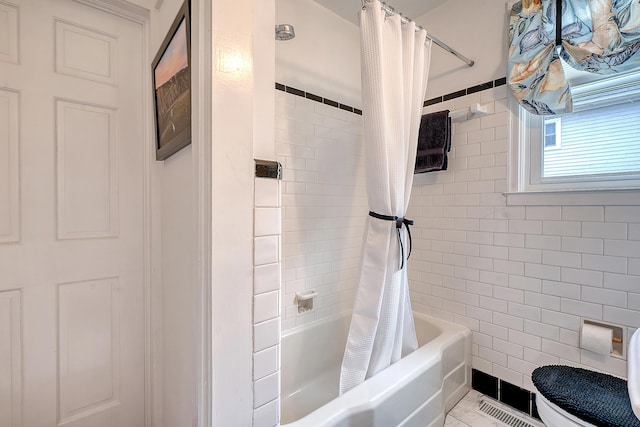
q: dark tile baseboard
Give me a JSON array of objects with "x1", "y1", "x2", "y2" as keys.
[
  {"x1": 471, "y1": 369, "x2": 499, "y2": 399},
  {"x1": 471, "y1": 369, "x2": 541, "y2": 421}
]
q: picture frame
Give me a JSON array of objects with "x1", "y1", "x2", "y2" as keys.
[{"x1": 152, "y1": 0, "x2": 191, "y2": 161}]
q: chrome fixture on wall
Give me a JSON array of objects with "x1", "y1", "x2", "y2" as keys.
[{"x1": 275, "y1": 24, "x2": 295, "y2": 41}]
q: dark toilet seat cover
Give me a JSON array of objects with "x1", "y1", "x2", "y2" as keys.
[{"x1": 532, "y1": 365, "x2": 640, "y2": 427}]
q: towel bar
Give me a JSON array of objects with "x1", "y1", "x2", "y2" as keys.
[{"x1": 449, "y1": 103, "x2": 489, "y2": 122}]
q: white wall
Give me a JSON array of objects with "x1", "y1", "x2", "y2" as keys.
[
  {"x1": 210, "y1": 0, "x2": 260, "y2": 425},
  {"x1": 409, "y1": 86, "x2": 640, "y2": 392},
  {"x1": 276, "y1": 91, "x2": 366, "y2": 332},
  {"x1": 406, "y1": 0, "x2": 640, "y2": 393},
  {"x1": 252, "y1": 1, "x2": 279, "y2": 426},
  {"x1": 275, "y1": 0, "x2": 640, "y2": 399},
  {"x1": 276, "y1": 0, "x2": 361, "y2": 107},
  {"x1": 276, "y1": 0, "x2": 511, "y2": 106},
  {"x1": 254, "y1": 0, "x2": 276, "y2": 160},
  {"x1": 414, "y1": 0, "x2": 510, "y2": 100},
  {"x1": 252, "y1": 176, "x2": 282, "y2": 427},
  {"x1": 153, "y1": 0, "x2": 198, "y2": 425},
  {"x1": 153, "y1": 0, "x2": 263, "y2": 425},
  {"x1": 274, "y1": 0, "x2": 365, "y2": 334},
  {"x1": 158, "y1": 147, "x2": 198, "y2": 426}
]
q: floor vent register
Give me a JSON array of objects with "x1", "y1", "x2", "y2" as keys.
[{"x1": 478, "y1": 395, "x2": 545, "y2": 427}]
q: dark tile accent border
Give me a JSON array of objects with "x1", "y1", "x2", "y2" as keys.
[
  {"x1": 323, "y1": 98, "x2": 338, "y2": 108},
  {"x1": 305, "y1": 92, "x2": 322, "y2": 103},
  {"x1": 468, "y1": 81, "x2": 494, "y2": 95},
  {"x1": 471, "y1": 369, "x2": 541, "y2": 421},
  {"x1": 285, "y1": 86, "x2": 305, "y2": 97},
  {"x1": 424, "y1": 96, "x2": 443, "y2": 107},
  {"x1": 339, "y1": 103, "x2": 353, "y2": 113},
  {"x1": 425, "y1": 76, "x2": 507, "y2": 108},
  {"x1": 276, "y1": 77, "x2": 507, "y2": 116},
  {"x1": 275, "y1": 82, "x2": 362, "y2": 116},
  {"x1": 443, "y1": 89, "x2": 467, "y2": 101},
  {"x1": 495, "y1": 77, "x2": 507, "y2": 86}
]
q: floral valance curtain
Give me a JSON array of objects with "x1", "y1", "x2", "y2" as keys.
[{"x1": 508, "y1": 0, "x2": 640, "y2": 115}]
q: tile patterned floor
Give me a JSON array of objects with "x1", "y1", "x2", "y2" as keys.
[{"x1": 445, "y1": 390, "x2": 509, "y2": 427}]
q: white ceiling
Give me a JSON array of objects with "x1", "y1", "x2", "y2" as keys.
[{"x1": 313, "y1": 0, "x2": 447, "y2": 26}]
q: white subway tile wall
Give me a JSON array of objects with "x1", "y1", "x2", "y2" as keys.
[
  {"x1": 275, "y1": 90, "x2": 367, "y2": 331},
  {"x1": 409, "y1": 85, "x2": 640, "y2": 392},
  {"x1": 253, "y1": 399, "x2": 279, "y2": 427},
  {"x1": 254, "y1": 372, "x2": 280, "y2": 408},
  {"x1": 253, "y1": 176, "x2": 281, "y2": 427}
]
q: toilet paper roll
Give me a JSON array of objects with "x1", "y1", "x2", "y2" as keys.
[{"x1": 581, "y1": 323, "x2": 613, "y2": 355}]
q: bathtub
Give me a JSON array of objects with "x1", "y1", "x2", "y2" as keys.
[{"x1": 280, "y1": 312, "x2": 472, "y2": 427}]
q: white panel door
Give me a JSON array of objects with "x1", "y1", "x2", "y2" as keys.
[{"x1": 0, "y1": 1, "x2": 145, "y2": 426}]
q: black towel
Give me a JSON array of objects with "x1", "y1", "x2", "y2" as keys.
[{"x1": 414, "y1": 110, "x2": 451, "y2": 174}]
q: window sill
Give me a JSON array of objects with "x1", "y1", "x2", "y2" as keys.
[{"x1": 504, "y1": 188, "x2": 640, "y2": 206}]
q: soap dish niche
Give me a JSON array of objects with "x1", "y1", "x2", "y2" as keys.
[{"x1": 295, "y1": 290, "x2": 318, "y2": 313}]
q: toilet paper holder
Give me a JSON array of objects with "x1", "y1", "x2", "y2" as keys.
[{"x1": 582, "y1": 320, "x2": 624, "y2": 358}]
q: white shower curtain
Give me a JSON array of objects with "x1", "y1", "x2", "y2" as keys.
[{"x1": 339, "y1": 0, "x2": 431, "y2": 395}]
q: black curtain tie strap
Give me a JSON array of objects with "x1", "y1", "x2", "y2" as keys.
[
  {"x1": 368, "y1": 211, "x2": 414, "y2": 269},
  {"x1": 555, "y1": 0, "x2": 563, "y2": 46}
]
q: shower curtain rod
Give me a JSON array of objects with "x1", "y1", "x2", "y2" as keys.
[{"x1": 370, "y1": 0, "x2": 475, "y2": 67}]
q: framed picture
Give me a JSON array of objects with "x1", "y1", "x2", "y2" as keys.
[{"x1": 152, "y1": 0, "x2": 191, "y2": 160}]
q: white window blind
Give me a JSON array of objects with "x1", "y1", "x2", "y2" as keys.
[{"x1": 542, "y1": 101, "x2": 640, "y2": 178}]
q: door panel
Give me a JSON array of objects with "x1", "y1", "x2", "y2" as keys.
[
  {"x1": 0, "y1": 88, "x2": 19, "y2": 243},
  {"x1": 0, "y1": 289, "x2": 21, "y2": 427},
  {"x1": 0, "y1": 1, "x2": 145, "y2": 426},
  {"x1": 56, "y1": 99, "x2": 118, "y2": 240}
]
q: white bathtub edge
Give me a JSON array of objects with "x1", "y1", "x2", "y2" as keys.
[
  {"x1": 281, "y1": 309, "x2": 352, "y2": 339},
  {"x1": 282, "y1": 313, "x2": 471, "y2": 427}
]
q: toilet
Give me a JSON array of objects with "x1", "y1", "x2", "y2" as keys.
[{"x1": 532, "y1": 329, "x2": 640, "y2": 427}]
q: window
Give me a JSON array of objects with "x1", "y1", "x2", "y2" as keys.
[
  {"x1": 543, "y1": 118, "x2": 561, "y2": 151},
  {"x1": 509, "y1": 60, "x2": 640, "y2": 199}
]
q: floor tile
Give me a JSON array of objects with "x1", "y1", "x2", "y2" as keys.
[{"x1": 447, "y1": 390, "x2": 505, "y2": 427}]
